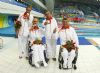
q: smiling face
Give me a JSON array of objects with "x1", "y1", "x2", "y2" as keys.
[
  {"x1": 62, "y1": 19, "x2": 69, "y2": 26},
  {"x1": 32, "y1": 18, "x2": 39, "y2": 25},
  {"x1": 44, "y1": 11, "x2": 52, "y2": 19},
  {"x1": 26, "y1": 6, "x2": 32, "y2": 13}
]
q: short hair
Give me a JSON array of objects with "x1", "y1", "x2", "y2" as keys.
[
  {"x1": 26, "y1": 5, "x2": 32, "y2": 9},
  {"x1": 63, "y1": 18, "x2": 67, "y2": 20},
  {"x1": 43, "y1": 10, "x2": 50, "y2": 14},
  {"x1": 62, "y1": 18, "x2": 70, "y2": 22},
  {"x1": 34, "y1": 17, "x2": 39, "y2": 20}
]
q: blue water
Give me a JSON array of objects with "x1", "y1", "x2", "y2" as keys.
[{"x1": 0, "y1": 24, "x2": 100, "y2": 37}]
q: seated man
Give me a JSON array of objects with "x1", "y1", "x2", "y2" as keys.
[
  {"x1": 29, "y1": 18, "x2": 47, "y2": 68},
  {"x1": 58, "y1": 18, "x2": 79, "y2": 69}
]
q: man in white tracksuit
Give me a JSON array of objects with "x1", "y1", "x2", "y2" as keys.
[
  {"x1": 17, "y1": 6, "x2": 33, "y2": 59},
  {"x1": 58, "y1": 18, "x2": 79, "y2": 69},
  {"x1": 29, "y1": 18, "x2": 47, "y2": 68},
  {"x1": 42, "y1": 11, "x2": 58, "y2": 62}
]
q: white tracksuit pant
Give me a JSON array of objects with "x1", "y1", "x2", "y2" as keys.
[
  {"x1": 31, "y1": 44, "x2": 46, "y2": 64},
  {"x1": 18, "y1": 35, "x2": 28, "y2": 58},
  {"x1": 61, "y1": 48, "x2": 75, "y2": 68},
  {"x1": 46, "y1": 38, "x2": 56, "y2": 59},
  {"x1": 42, "y1": 17, "x2": 58, "y2": 59},
  {"x1": 17, "y1": 13, "x2": 33, "y2": 58}
]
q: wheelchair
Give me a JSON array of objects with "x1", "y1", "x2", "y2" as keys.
[
  {"x1": 27, "y1": 41, "x2": 48, "y2": 67},
  {"x1": 58, "y1": 46, "x2": 78, "y2": 70}
]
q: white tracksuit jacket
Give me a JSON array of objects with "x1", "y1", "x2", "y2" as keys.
[
  {"x1": 29, "y1": 26, "x2": 46, "y2": 64},
  {"x1": 18, "y1": 12, "x2": 33, "y2": 58},
  {"x1": 58, "y1": 26, "x2": 79, "y2": 68},
  {"x1": 42, "y1": 17, "x2": 58, "y2": 58}
]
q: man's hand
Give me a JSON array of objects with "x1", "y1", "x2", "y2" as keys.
[
  {"x1": 44, "y1": 20, "x2": 50, "y2": 25},
  {"x1": 53, "y1": 28, "x2": 57, "y2": 33},
  {"x1": 76, "y1": 47, "x2": 79, "y2": 51}
]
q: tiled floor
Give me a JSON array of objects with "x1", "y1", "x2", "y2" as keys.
[{"x1": 0, "y1": 36, "x2": 100, "y2": 73}]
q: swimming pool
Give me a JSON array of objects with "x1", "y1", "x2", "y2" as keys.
[
  {"x1": 0, "y1": 21, "x2": 100, "y2": 37},
  {"x1": 70, "y1": 22, "x2": 100, "y2": 37}
]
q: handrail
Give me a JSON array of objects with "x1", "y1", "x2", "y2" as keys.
[{"x1": 0, "y1": 38, "x2": 3, "y2": 49}]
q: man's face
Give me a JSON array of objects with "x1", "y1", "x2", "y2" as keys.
[
  {"x1": 26, "y1": 7, "x2": 32, "y2": 13},
  {"x1": 45, "y1": 11, "x2": 51, "y2": 18},
  {"x1": 33, "y1": 18, "x2": 38, "y2": 25},
  {"x1": 62, "y1": 20, "x2": 68, "y2": 25}
]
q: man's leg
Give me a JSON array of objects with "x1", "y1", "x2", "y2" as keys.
[
  {"x1": 22, "y1": 36, "x2": 29, "y2": 59},
  {"x1": 68, "y1": 50, "x2": 75, "y2": 69},
  {"x1": 45, "y1": 39, "x2": 52, "y2": 63},
  {"x1": 31, "y1": 45, "x2": 40, "y2": 68},
  {"x1": 39, "y1": 45, "x2": 48, "y2": 67},
  {"x1": 51, "y1": 39, "x2": 57, "y2": 61},
  {"x1": 61, "y1": 48, "x2": 68, "y2": 69},
  {"x1": 18, "y1": 36, "x2": 24, "y2": 59}
]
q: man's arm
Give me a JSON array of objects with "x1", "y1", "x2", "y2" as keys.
[{"x1": 72, "y1": 28, "x2": 79, "y2": 50}]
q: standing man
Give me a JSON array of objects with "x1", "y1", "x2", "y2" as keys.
[
  {"x1": 17, "y1": 5, "x2": 33, "y2": 59},
  {"x1": 42, "y1": 11, "x2": 58, "y2": 62}
]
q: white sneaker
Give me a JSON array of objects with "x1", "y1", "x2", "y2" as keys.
[
  {"x1": 43, "y1": 62, "x2": 48, "y2": 67},
  {"x1": 68, "y1": 65, "x2": 72, "y2": 69},
  {"x1": 34, "y1": 62, "x2": 40, "y2": 68}
]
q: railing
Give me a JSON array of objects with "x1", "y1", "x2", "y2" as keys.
[{"x1": 0, "y1": 38, "x2": 3, "y2": 49}]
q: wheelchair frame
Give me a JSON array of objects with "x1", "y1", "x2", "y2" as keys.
[{"x1": 58, "y1": 46, "x2": 78, "y2": 70}]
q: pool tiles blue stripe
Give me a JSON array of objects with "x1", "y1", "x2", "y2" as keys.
[
  {"x1": 87, "y1": 39, "x2": 98, "y2": 46},
  {"x1": 78, "y1": 37, "x2": 92, "y2": 45},
  {"x1": 87, "y1": 39, "x2": 100, "y2": 50},
  {"x1": 42, "y1": 37, "x2": 92, "y2": 45}
]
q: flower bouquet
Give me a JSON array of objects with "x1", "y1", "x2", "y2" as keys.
[
  {"x1": 62, "y1": 40, "x2": 76, "y2": 52},
  {"x1": 15, "y1": 21, "x2": 21, "y2": 29},
  {"x1": 33, "y1": 38, "x2": 42, "y2": 44}
]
